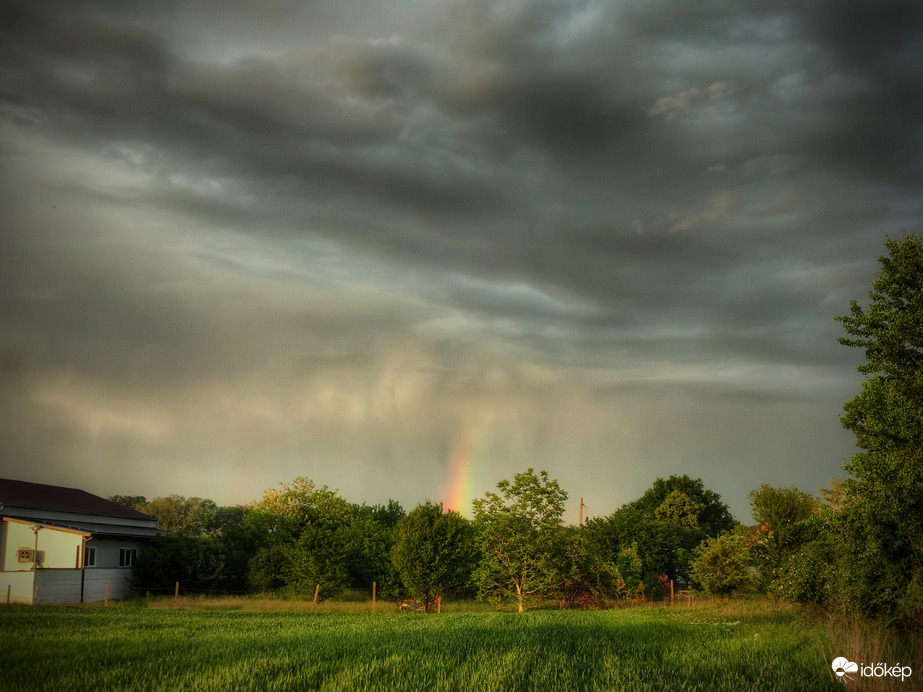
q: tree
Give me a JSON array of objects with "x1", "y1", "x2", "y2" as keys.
[
  {"x1": 766, "y1": 512, "x2": 839, "y2": 606},
  {"x1": 615, "y1": 543, "x2": 645, "y2": 598},
  {"x1": 246, "y1": 478, "x2": 355, "y2": 600},
  {"x1": 818, "y1": 479, "x2": 847, "y2": 513},
  {"x1": 585, "y1": 475, "x2": 735, "y2": 588},
  {"x1": 747, "y1": 484, "x2": 820, "y2": 590},
  {"x1": 689, "y1": 530, "x2": 754, "y2": 597},
  {"x1": 655, "y1": 490, "x2": 705, "y2": 531},
  {"x1": 391, "y1": 502, "x2": 475, "y2": 612},
  {"x1": 472, "y1": 469, "x2": 568, "y2": 612},
  {"x1": 132, "y1": 534, "x2": 227, "y2": 593},
  {"x1": 344, "y1": 501, "x2": 405, "y2": 599},
  {"x1": 552, "y1": 527, "x2": 621, "y2": 609},
  {"x1": 246, "y1": 477, "x2": 320, "y2": 542},
  {"x1": 143, "y1": 495, "x2": 219, "y2": 536},
  {"x1": 836, "y1": 234, "x2": 923, "y2": 621},
  {"x1": 108, "y1": 495, "x2": 148, "y2": 512},
  {"x1": 749, "y1": 485, "x2": 820, "y2": 532},
  {"x1": 281, "y1": 488, "x2": 353, "y2": 600},
  {"x1": 634, "y1": 476, "x2": 735, "y2": 537}
]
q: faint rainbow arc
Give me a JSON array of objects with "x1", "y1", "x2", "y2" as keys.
[{"x1": 442, "y1": 421, "x2": 478, "y2": 516}]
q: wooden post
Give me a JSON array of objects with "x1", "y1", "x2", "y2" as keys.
[
  {"x1": 670, "y1": 580, "x2": 674, "y2": 606},
  {"x1": 311, "y1": 584, "x2": 320, "y2": 612},
  {"x1": 104, "y1": 582, "x2": 110, "y2": 607},
  {"x1": 33, "y1": 585, "x2": 39, "y2": 605},
  {"x1": 174, "y1": 581, "x2": 179, "y2": 610},
  {"x1": 6, "y1": 584, "x2": 10, "y2": 604},
  {"x1": 372, "y1": 581, "x2": 376, "y2": 611},
  {"x1": 436, "y1": 595, "x2": 442, "y2": 614},
  {"x1": 579, "y1": 497, "x2": 584, "y2": 527}
]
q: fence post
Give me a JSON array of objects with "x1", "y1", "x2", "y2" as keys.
[
  {"x1": 104, "y1": 582, "x2": 110, "y2": 607},
  {"x1": 6, "y1": 584, "x2": 10, "y2": 605},
  {"x1": 372, "y1": 581, "x2": 376, "y2": 612},
  {"x1": 33, "y1": 585, "x2": 39, "y2": 605},
  {"x1": 174, "y1": 581, "x2": 179, "y2": 610},
  {"x1": 670, "y1": 580, "x2": 674, "y2": 606},
  {"x1": 436, "y1": 595, "x2": 442, "y2": 614}
]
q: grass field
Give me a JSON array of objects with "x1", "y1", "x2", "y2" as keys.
[{"x1": 1, "y1": 599, "x2": 916, "y2": 691}]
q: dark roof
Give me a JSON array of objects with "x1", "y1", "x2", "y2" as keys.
[{"x1": 0, "y1": 478, "x2": 156, "y2": 522}]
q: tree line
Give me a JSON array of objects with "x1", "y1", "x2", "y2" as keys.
[{"x1": 115, "y1": 234, "x2": 922, "y2": 624}]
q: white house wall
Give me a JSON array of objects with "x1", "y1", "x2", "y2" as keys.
[
  {"x1": 36, "y1": 525, "x2": 84, "y2": 569},
  {"x1": 2, "y1": 520, "x2": 39, "y2": 572},
  {"x1": 1, "y1": 519, "x2": 85, "y2": 571},
  {"x1": 0, "y1": 571, "x2": 35, "y2": 604}
]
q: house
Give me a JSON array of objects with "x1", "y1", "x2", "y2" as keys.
[{"x1": 0, "y1": 478, "x2": 159, "y2": 604}]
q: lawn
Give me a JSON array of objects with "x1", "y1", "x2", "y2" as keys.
[{"x1": 0, "y1": 600, "x2": 878, "y2": 691}]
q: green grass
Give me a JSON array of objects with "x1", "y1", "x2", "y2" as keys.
[{"x1": 0, "y1": 601, "x2": 868, "y2": 691}]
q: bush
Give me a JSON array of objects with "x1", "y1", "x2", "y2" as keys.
[{"x1": 689, "y1": 530, "x2": 754, "y2": 597}]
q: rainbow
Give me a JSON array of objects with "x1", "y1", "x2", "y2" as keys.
[{"x1": 441, "y1": 421, "x2": 479, "y2": 516}]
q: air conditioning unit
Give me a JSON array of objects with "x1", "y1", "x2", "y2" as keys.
[{"x1": 17, "y1": 548, "x2": 36, "y2": 562}]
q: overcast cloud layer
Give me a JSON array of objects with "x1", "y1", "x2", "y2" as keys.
[{"x1": 1, "y1": 0, "x2": 921, "y2": 521}]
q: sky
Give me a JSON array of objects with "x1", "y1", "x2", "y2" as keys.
[{"x1": 1, "y1": 0, "x2": 921, "y2": 524}]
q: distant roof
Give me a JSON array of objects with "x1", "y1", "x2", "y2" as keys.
[{"x1": 0, "y1": 478, "x2": 156, "y2": 522}]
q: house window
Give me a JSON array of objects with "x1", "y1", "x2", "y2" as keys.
[
  {"x1": 84, "y1": 546, "x2": 96, "y2": 567},
  {"x1": 119, "y1": 548, "x2": 138, "y2": 567}
]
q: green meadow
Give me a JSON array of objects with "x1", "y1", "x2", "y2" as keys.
[{"x1": 2, "y1": 599, "x2": 891, "y2": 692}]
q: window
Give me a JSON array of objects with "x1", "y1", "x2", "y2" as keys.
[
  {"x1": 119, "y1": 548, "x2": 138, "y2": 567},
  {"x1": 84, "y1": 546, "x2": 96, "y2": 567}
]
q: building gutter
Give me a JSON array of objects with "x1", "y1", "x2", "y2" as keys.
[{"x1": 80, "y1": 536, "x2": 92, "y2": 604}]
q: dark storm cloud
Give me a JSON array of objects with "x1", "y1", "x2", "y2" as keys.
[
  {"x1": 0, "y1": 0, "x2": 916, "y2": 514},
  {"x1": 2, "y1": 0, "x2": 910, "y2": 352},
  {"x1": 791, "y1": 0, "x2": 923, "y2": 182}
]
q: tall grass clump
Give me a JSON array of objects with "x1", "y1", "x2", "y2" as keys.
[{"x1": 818, "y1": 615, "x2": 921, "y2": 692}]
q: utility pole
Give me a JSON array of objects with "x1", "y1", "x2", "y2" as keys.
[{"x1": 579, "y1": 497, "x2": 585, "y2": 527}]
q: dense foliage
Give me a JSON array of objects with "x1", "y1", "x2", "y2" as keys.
[
  {"x1": 747, "y1": 484, "x2": 820, "y2": 591},
  {"x1": 584, "y1": 475, "x2": 736, "y2": 590},
  {"x1": 472, "y1": 469, "x2": 569, "y2": 612},
  {"x1": 391, "y1": 502, "x2": 476, "y2": 611},
  {"x1": 748, "y1": 235, "x2": 923, "y2": 624},
  {"x1": 689, "y1": 529, "x2": 754, "y2": 597},
  {"x1": 835, "y1": 234, "x2": 923, "y2": 622}
]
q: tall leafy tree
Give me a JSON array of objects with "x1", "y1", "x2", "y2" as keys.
[
  {"x1": 634, "y1": 476, "x2": 735, "y2": 537},
  {"x1": 586, "y1": 475, "x2": 735, "y2": 587},
  {"x1": 836, "y1": 234, "x2": 923, "y2": 620},
  {"x1": 246, "y1": 478, "x2": 354, "y2": 600},
  {"x1": 391, "y1": 502, "x2": 475, "y2": 612},
  {"x1": 142, "y1": 495, "x2": 219, "y2": 536},
  {"x1": 472, "y1": 469, "x2": 568, "y2": 612},
  {"x1": 552, "y1": 527, "x2": 622, "y2": 608},
  {"x1": 284, "y1": 488, "x2": 354, "y2": 600},
  {"x1": 345, "y1": 501, "x2": 405, "y2": 599}
]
